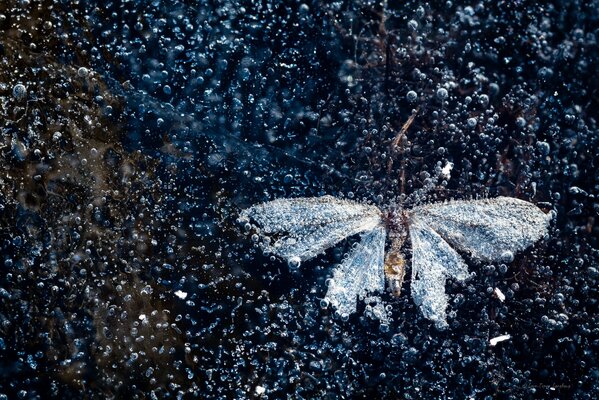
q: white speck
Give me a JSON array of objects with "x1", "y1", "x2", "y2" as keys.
[
  {"x1": 494, "y1": 287, "x2": 506, "y2": 302},
  {"x1": 255, "y1": 385, "x2": 266, "y2": 395},
  {"x1": 174, "y1": 290, "x2": 188, "y2": 299},
  {"x1": 441, "y1": 162, "x2": 453, "y2": 179},
  {"x1": 490, "y1": 334, "x2": 511, "y2": 346},
  {"x1": 139, "y1": 314, "x2": 147, "y2": 321}
]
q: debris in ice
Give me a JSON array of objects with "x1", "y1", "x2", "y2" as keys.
[
  {"x1": 441, "y1": 162, "x2": 453, "y2": 179},
  {"x1": 494, "y1": 287, "x2": 506, "y2": 302},
  {"x1": 174, "y1": 290, "x2": 188, "y2": 300},
  {"x1": 489, "y1": 334, "x2": 511, "y2": 346},
  {"x1": 241, "y1": 196, "x2": 551, "y2": 327},
  {"x1": 254, "y1": 386, "x2": 266, "y2": 396}
]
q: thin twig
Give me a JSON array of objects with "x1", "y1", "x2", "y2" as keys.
[{"x1": 391, "y1": 107, "x2": 419, "y2": 150}]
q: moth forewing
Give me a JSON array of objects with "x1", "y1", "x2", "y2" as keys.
[
  {"x1": 410, "y1": 197, "x2": 551, "y2": 263},
  {"x1": 406, "y1": 197, "x2": 551, "y2": 328},
  {"x1": 240, "y1": 196, "x2": 383, "y2": 262}
]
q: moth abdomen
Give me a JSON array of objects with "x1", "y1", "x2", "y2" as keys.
[{"x1": 384, "y1": 250, "x2": 406, "y2": 297}]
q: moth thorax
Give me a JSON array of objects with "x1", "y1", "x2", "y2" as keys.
[{"x1": 383, "y1": 209, "x2": 409, "y2": 241}]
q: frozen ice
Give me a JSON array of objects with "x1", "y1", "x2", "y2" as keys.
[
  {"x1": 324, "y1": 226, "x2": 386, "y2": 320},
  {"x1": 240, "y1": 196, "x2": 382, "y2": 261}
]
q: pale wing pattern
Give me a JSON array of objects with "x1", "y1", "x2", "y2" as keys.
[
  {"x1": 325, "y1": 226, "x2": 386, "y2": 318},
  {"x1": 240, "y1": 196, "x2": 382, "y2": 261},
  {"x1": 410, "y1": 197, "x2": 551, "y2": 262},
  {"x1": 409, "y1": 219, "x2": 470, "y2": 328}
]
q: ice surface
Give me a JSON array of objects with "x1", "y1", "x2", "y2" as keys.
[
  {"x1": 410, "y1": 197, "x2": 551, "y2": 262},
  {"x1": 324, "y1": 226, "x2": 386, "y2": 319},
  {"x1": 240, "y1": 196, "x2": 382, "y2": 261}
]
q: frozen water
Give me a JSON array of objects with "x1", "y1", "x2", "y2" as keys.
[
  {"x1": 0, "y1": 0, "x2": 594, "y2": 396},
  {"x1": 243, "y1": 196, "x2": 551, "y2": 327}
]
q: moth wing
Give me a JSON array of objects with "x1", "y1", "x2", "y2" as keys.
[
  {"x1": 410, "y1": 197, "x2": 551, "y2": 262},
  {"x1": 409, "y1": 219, "x2": 470, "y2": 328},
  {"x1": 241, "y1": 196, "x2": 382, "y2": 261},
  {"x1": 325, "y1": 226, "x2": 386, "y2": 318}
]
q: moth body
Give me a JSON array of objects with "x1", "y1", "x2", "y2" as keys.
[{"x1": 241, "y1": 195, "x2": 551, "y2": 327}]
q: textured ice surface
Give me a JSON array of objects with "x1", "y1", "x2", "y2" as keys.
[
  {"x1": 242, "y1": 196, "x2": 551, "y2": 327},
  {"x1": 325, "y1": 226, "x2": 386, "y2": 319},
  {"x1": 240, "y1": 195, "x2": 381, "y2": 261}
]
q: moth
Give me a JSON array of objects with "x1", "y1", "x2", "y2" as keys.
[{"x1": 240, "y1": 195, "x2": 551, "y2": 328}]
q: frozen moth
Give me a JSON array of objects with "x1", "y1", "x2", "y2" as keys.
[{"x1": 240, "y1": 196, "x2": 551, "y2": 328}]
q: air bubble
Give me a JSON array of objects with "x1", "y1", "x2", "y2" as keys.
[
  {"x1": 12, "y1": 83, "x2": 27, "y2": 100},
  {"x1": 500, "y1": 250, "x2": 515, "y2": 263},
  {"x1": 77, "y1": 67, "x2": 89, "y2": 78},
  {"x1": 407, "y1": 20, "x2": 419, "y2": 31},
  {"x1": 288, "y1": 256, "x2": 301, "y2": 270},
  {"x1": 436, "y1": 88, "x2": 448, "y2": 100},
  {"x1": 478, "y1": 94, "x2": 489, "y2": 106},
  {"x1": 406, "y1": 90, "x2": 418, "y2": 102}
]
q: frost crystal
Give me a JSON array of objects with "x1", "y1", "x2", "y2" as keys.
[{"x1": 241, "y1": 196, "x2": 551, "y2": 327}]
